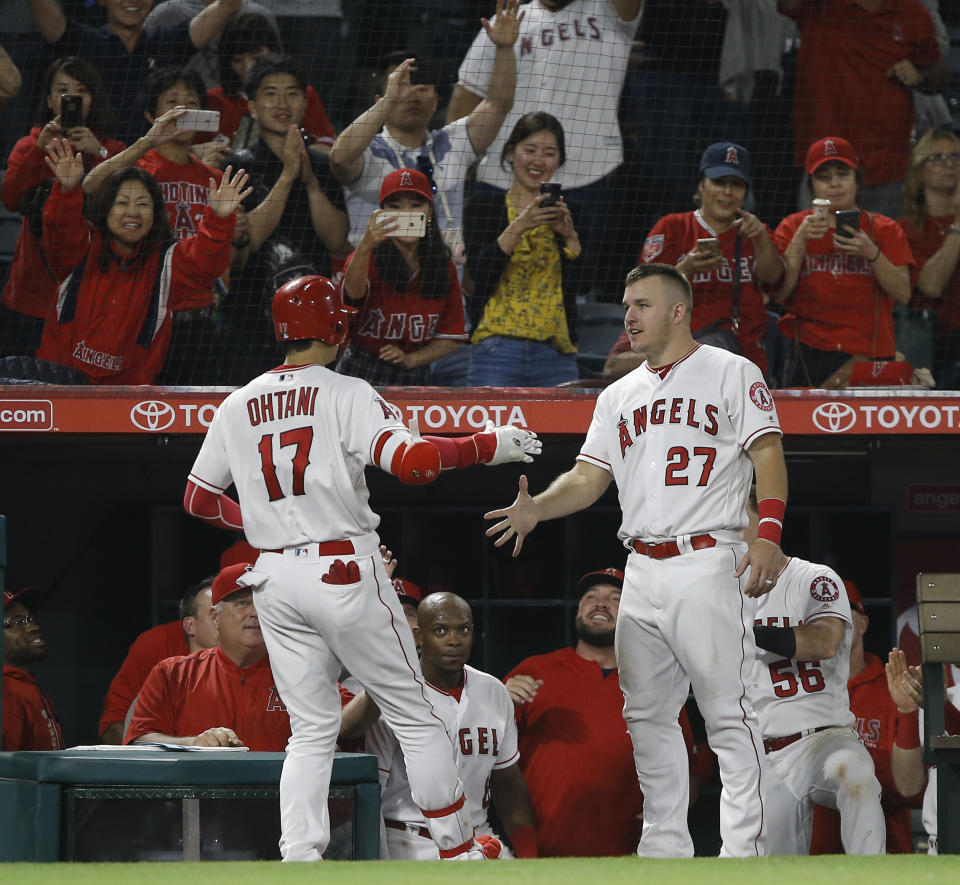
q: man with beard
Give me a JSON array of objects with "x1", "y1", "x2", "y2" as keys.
[
  {"x1": 504, "y1": 568, "x2": 708, "y2": 856},
  {"x1": 2, "y1": 587, "x2": 65, "y2": 750}
]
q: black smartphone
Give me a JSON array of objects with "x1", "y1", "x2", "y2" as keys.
[
  {"x1": 540, "y1": 182, "x2": 562, "y2": 207},
  {"x1": 60, "y1": 94, "x2": 83, "y2": 129},
  {"x1": 834, "y1": 209, "x2": 860, "y2": 238}
]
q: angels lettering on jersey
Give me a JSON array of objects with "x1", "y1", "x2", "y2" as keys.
[
  {"x1": 617, "y1": 396, "x2": 720, "y2": 458},
  {"x1": 519, "y1": 16, "x2": 602, "y2": 56},
  {"x1": 357, "y1": 310, "x2": 440, "y2": 344}
]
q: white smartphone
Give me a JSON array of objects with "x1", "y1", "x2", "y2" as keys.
[
  {"x1": 174, "y1": 109, "x2": 221, "y2": 132},
  {"x1": 382, "y1": 211, "x2": 427, "y2": 238},
  {"x1": 696, "y1": 237, "x2": 721, "y2": 257}
]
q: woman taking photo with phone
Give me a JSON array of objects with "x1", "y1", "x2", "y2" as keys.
[
  {"x1": 338, "y1": 167, "x2": 467, "y2": 385},
  {"x1": 1, "y1": 56, "x2": 124, "y2": 355},
  {"x1": 773, "y1": 137, "x2": 913, "y2": 387},
  {"x1": 637, "y1": 141, "x2": 783, "y2": 375},
  {"x1": 463, "y1": 112, "x2": 581, "y2": 387}
]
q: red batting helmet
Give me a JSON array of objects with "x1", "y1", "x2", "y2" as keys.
[{"x1": 272, "y1": 276, "x2": 356, "y2": 346}]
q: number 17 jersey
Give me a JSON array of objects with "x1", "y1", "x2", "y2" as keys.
[{"x1": 188, "y1": 363, "x2": 406, "y2": 549}]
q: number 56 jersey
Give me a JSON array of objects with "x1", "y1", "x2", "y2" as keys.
[
  {"x1": 188, "y1": 363, "x2": 407, "y2": 549},
  {"x1": 752, "y1": 557, "x2": 855, "y2": 736},
  {"x1": 578, "y1": 344, "x2": 781, "y2": 542}
]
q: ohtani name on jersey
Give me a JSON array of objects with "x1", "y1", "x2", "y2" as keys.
[
  {"x1": 618, "y1": 397, "x2": 719, "y2": 456},
  {"x1": 459, "y1": 726, "x2": 499, "y2": 756},
  {"x1": 246, "y1": 387, "x2": 319, "y2": 426},
  {"x1": 157, "y1": 181, "x2": 209, "y2": 206},
  {"x1": 357, "y1": 310, "x2": 439, "y2": 343}
]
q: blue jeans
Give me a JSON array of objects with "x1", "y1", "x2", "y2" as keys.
[{"x1": 466, "y1": 336, "x2": 579, "y2": 387}]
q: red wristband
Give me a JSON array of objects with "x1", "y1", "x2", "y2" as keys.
[
  {"x1": 895, "y1": 708, "x2": 921, "y2": 750},
  {"x1": 756, "y1": 498, "x2": 785, "y2": 546},
  {"x1": 509, "y1": 824, "x2": 538, "y2": 858}
]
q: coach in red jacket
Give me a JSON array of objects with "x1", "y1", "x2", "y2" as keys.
[{"x1": 124, "y1": 562, "x2": 290, "y2": 750}]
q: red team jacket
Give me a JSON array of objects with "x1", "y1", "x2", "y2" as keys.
[
  {"x1": 98, "y1": 620, "x2": 189, "y2": 737},
  {"x1": 1, "y1": 665, "x2": 65, "y2": 750},
  {"x1": 1, "y1": 129, "x2": 126, "y2": 318},
  {"x1": 35, "y1": 183, "x2": 234, "y2": 383},
  {"x1": 124, "y1": 647, "x2": 290, "y2": 751},
  {"x1": 640, "y1": 211, "x2": 772, "y2": 372},
  {"x1": 205, "y1": 86, "x2": 336, "y2": 147}
]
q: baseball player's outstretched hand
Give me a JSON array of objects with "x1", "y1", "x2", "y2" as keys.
[
  {"x1": 485, "y1": 475, "x2": 539, "y2": 556},
  {"x1": 482, "y1": 421, "x2": 542, "y2": 465},
  {"x1": 736, "y1": 539, "x2": 788, "y2": 598},
  {"x1": 886, "y1": 648, "x2": 923, "y2": 713}
]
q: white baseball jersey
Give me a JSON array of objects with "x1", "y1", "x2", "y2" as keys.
[
  {"x1": 752, "y1": 558, "x2": 854, "y2": 737},
  {"x1": 365, "y1": 665, "x2": 520, "y2": 831},
  {"x1": 578, "y1": 344, "x2": 781, "y2": 542},
  {"x1": 188, "y1": 363, "x2": 408, "y2": 549},
  {"x1": 457, "y1": 0, "x2": 640, "y2": 190}
]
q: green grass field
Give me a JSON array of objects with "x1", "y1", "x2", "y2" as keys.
[{"x1": 7, "y1": 856, "x2": 960, "y2": 885}]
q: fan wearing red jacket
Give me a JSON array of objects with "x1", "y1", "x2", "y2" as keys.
[{"x1": 34, "y1": 139, "x2": 247, "y2": 384}]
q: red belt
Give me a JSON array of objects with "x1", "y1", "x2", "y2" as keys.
[
  {"x1": 384, "y1": 819, "x2": 431, "y2": 839},
  {"x1": 260, "y1": 540, "x2": 356, "y2": 556},
  {"x1": 630, "y1": 533, "x2": 717, "y2": 559},
  {"x1": 763, "y1": 726, "x2": 831, "y2": 755}
]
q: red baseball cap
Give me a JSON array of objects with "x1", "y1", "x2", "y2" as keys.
[
  {"x1": 576, "y1": 568, "x2": 624, "y2": 597},
  {"x1": 378, "y1": 168, "x2": 434, "y2": 205},
  {"x1": 844, "y1": 579, "x2": 865, "y2": 615},
  {"x1": 220, "y1": 540, "x2": 259, "y2": 570},
  {"x1": 211, "y1": 563, "x2": 254, "y2": 606},
  {"x1": 392, "y1": 577, "x2": 423, "y2": 606},
  {"x1": 3, "y1": 586, "x2": 43, "y2": 611},
  {"x1": 805, "y1": 137, "x2": 859, "y2": 174}
]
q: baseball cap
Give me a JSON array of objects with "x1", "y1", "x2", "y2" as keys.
[
  {"x1": 805, "y1": 137, "x2": 859, "y2": 174},
  {"x1": 844, "y1": 579, "x2": 865, "y2": 615},
  {"x1": 699, "y1": 142, "x2": 752, "y2": 187},
  {"x1": 211, "y1": 563, "x2": 254, "y2": 606},
  {"x1": 576, "y1": 568, "x2": 624, "y2": 597},
  {"x1": 220, "y1": 540, "x2": 259, "y2": 571},
  {"x1": 3, "y1": 586, "x2": 44, "y2": 611},
  {"x1": 379, "y1": 168, "x2": 434, "y2": 206},
  {"x1": 392, "y1": 577, "x2": 423, "y2": 607}
]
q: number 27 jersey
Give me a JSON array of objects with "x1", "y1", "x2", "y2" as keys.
[{"x1": 578, "y1": 345, "x2": 781, "y2": 541}]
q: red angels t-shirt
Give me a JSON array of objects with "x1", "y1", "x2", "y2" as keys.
[
  {"x1": 137, "y1": 149, "x2": 223, "y2": 241},
  {"x1": 774, "y1": 209, "x2": 914, "y2": 356},
  {"x1": 899, "y1": 213, "x2": 960, "y2": 336},
  {"x1": 640, "y1": 210, "x2": 774, "y2": 373},
  {"x1": 342, "y1": 250, "x2": 468, "y2": 355}
]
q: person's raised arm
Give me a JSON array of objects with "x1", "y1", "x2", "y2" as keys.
[
  {"x1": 773, "y1": 214, "x2": 828, "y2": 304},
  {"x1": 189, "y1": 0, "x2": 242, "y2": 49},
  {"x1": 446, "y1": 86, "x2": 483, "y2": 125},
  {"x1": 343, "y1": 210, "x2": 397, "y2": 301},
  {"x1": 243, "y1": 126, "x2": 301, "y2": 253},
  {"x1": 916, "y1": 210, "x2": 960, "y2": 298},
  {"x1": 464, "y1": 0, "x2": 522, "y2": 156},
  {"x1": 0, "y1": 44, "x2": 22, "y2": 107},
  {"x1": 27, "y1": 0, "x2": 66, "y2": 43},
  {"x1": 485, "y1": 461, "x2": 612, "y2": 557},
  {"x1": 300, "y1": 150, "x2": 350, "y2": 256},
  {"x1": 738, "y1": 432, "x2": 788, "y2": 597},
  {"x1": 886, "y1": 648, "x2": 927, "y2": 797}
]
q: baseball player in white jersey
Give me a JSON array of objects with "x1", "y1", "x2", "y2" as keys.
[
  {"x1": 342, "y1": 592, "x2": 537, "y2": 860},
  {"x1": 183, "y1": 276, "x2": 540, "y2": 861},
  {"x1": 751, "y1": 549, "x2": 885, "y2": 854},
  {"x1": 486, "y1": 263, "x2": 788, "y2": 858}
]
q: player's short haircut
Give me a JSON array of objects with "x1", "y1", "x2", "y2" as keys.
[
  {"x1": 624, "y1": 263, "x2": 693, "y2": 309},
  {"x1": 217, "y1": 13, "x2": 282, "y2": 96},
  {"x1": 245, "y1": 54, "x2": 307, "y2": 100},
  {"x1": 501, "y1": 112, "x2": 566, "y2": 172},
  {"x1": 179, "y1": 575, "x2": 216, "y2": 621},
  {"x1": 285, "y1": 339, "x2": 317, "y2": 354},
  {"x1": 138, "y1": 66, "x2": 206, "y2": 115}
]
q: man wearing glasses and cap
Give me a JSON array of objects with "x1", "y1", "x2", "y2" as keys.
[{"x1": 2, "y1": 586, "x2": 65, "y2": 750}]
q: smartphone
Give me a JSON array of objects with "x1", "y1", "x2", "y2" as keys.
[
  {"x1": 382, "y1": 211, "x2": 427, "y2": 238},
  {"x1": 540, "y1": 182, "x2": 562, "y2": 207},
  {"x1": 60, "y1": 94, "x2": 84, "y2": 129},
  {"x1": 696, "y1": 237, "x2": 722, "y2": 257},
  {"x1": 174, "y1": 109, "x2": 221, "y2": 132},
  {"x1": 835, "y1": 209, "x2": 860, "y2": 238}
]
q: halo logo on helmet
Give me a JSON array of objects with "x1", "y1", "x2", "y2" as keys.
[{"x1": 272, "y1": 276, "x2": 356, "y2": 346}]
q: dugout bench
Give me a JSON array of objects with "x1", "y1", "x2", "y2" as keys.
[{"x1": 0, "y1": 749, "x2": 380, "y2": 861}]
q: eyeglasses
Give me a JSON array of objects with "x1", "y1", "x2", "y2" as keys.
[
  {"x1": 923, "y1": 152, "x2": 960, "y2": 166},
  {"x1": 3, "y1": 613, "x2": 35, "y2": 629},
  {"x1": 416, "y1": 155, "x2": 438, "y2": 194}
]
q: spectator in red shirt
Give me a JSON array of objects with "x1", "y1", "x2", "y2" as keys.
[
  {"x1": 125, "y1": 562, "x2": 290, "y2": 750},
  {"x1": 207, "y1": 13, "x2": 335, "y2": 150},
  {"x1": 34, "y1": 138, "x2": 246, "y2": 384},
  {"x1": 773, "y1": 137, "x2": 914, "y2": 387},
  {"x1": 2, "y1": 587, "x2": 65, "y2": 751},
  {"x1": 638, "y1": 141, "x2": 784, "y2": 375},
  {"x1": 1, "y1": 56, "x2": 125, "y2": 356},
  {"x1": 339, "y1": 168, "x2": 467, "y2": 385},
  {"x1": 898, "y1": 127, "x2": 960, "y2": 388},
  {"x1": 99, "y1": 574, "x2": 218, "y2": 744}
]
